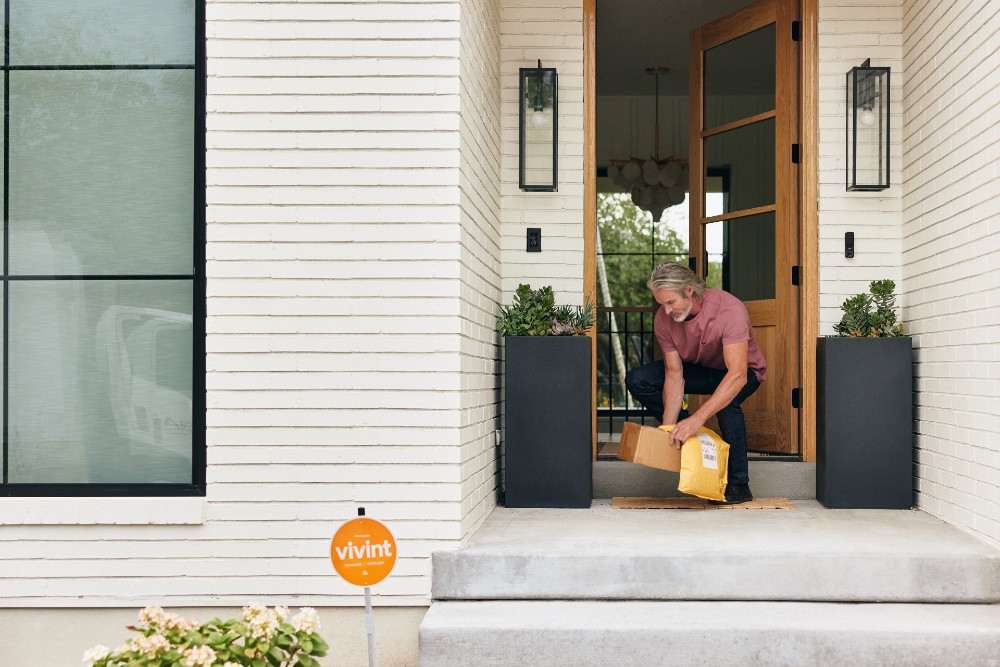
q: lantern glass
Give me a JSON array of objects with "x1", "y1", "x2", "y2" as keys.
[
  {"x1": 519, "y1": 64, "x2": 557, "y2": 192},
  {"x1": 847, "y1": 60, "x2": 890, "y2": 191}
]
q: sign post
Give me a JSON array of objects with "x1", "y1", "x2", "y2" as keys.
[{"x1": 330, "y1": 508, "x2": 397, "y2": 667}]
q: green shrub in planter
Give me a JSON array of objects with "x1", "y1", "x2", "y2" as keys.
[
  {"x1": 499, "y1": 283, "x2": 594, "y2": 337},
  {"x1": 833, "y1": 279, "x2": 904, "y2": 338},
  {"x1": 499, "y1": 284, "x2": 594, "y2": 508},
  {"x1": 819, "y1": 278, "x2": 913, "y2": 509}
]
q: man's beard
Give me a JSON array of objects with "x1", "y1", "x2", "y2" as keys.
[{"x1": 671, "y1": 297, "x2": 693, "y2": 322}]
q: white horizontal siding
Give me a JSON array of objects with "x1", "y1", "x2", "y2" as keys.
[
  {"x1": 0, "y1": 0, "x2": 471, "y2": 609},
  {"x1": 901, "y1": 0, "x2": 1000, "y2": 547},
  {"x1": 817, "y1": 0, "x2": 905, "y2": 334}
]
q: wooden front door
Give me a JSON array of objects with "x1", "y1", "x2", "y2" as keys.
[{"x1": 687, "y1": 0, "x2": 800, "y2": 454}]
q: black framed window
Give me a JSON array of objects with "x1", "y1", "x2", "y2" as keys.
[{"x1": 1, "y1": 0, "x2": 205, "y2": 496}]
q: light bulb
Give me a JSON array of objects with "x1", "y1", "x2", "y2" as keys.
[
  {"x1": 858, "y1": 108, "x2": 876, "y2": 127},
  {"x1": 530, "y1": 110, "x2": 548, "y2": 128}
]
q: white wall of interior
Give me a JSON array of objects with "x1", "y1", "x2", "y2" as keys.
[{"x1": 901, "y1": 0, "x2": 1000, "y2": 547}]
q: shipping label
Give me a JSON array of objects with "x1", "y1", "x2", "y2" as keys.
[{"x1": 697, "y1": 433, "x2": 718, "y2": 470}]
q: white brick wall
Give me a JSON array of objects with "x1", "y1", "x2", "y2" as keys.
[
  {"x1": 500, "y1": 0, "x2": 585, "y2": 306},
  {"x1": 817, "y1": 0, "x2": 905, "y2": 334},
  {"x1": 1, "y1": 0, "x2": 472, "y2": 608},
  {"x1": 205, "y1": 0, "x2": 470, "y2": 604},
  {"x1": 458, "y1": 0, "x2": 503, "y2": 539},
  {"x1": 902, "y1": 0, "x2": 1000, "y2": 547}
]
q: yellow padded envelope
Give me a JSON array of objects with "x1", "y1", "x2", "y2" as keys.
[{"x1": 658, "y1": 425, "x2": 729, "y2": 502}]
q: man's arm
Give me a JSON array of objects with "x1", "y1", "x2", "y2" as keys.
[
  {"x1": 667, "y1": 341, "x2": 749, "y2": 446},
  {"x1": 661, "y1": 350, "x2": 685, "y2": 426}
]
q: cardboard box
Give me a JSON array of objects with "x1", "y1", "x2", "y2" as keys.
[{"x1": 617, "y1": 421, "x2": 681, "y2": 472}]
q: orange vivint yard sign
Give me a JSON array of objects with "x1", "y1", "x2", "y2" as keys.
[{"x1": 330, "y1": 517, "x2": 397, "y2": 587}]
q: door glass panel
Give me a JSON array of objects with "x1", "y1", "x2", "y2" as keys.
[
  {"x1": 704, "y1": 211, "x2": 775, "y2": 301},
  {"x1": 704, "y1": 118, "x2": 775, "y2": 213},
  {"x1": 704, "y1": 23, "x2": 775, "y2": 129}
]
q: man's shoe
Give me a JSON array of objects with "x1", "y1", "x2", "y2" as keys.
[{"x1": 710, "y1": 483, "x2": 754, "y2": 505}]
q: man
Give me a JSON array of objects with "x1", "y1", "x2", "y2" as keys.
[{"x1": 624, "y1": 263, "x2": 767, "y2": 504}]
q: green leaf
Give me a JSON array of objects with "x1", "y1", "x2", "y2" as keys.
[
  {"x1": 294, "y1": 656, "x2": 320, "y2": 667},
  {"x1": 310, "y1": 635, "x2": 329, "y2": 653},
  {"x1": 275, "y1": 634, "x2": 294, "y2": 649},
  {"x1": 300, "y1": 638, "x2": 313, "y2": 653}
]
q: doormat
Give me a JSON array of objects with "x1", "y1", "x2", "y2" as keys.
[{"x1": 612, "y1": 496, "x2": 796, "y2": 510}]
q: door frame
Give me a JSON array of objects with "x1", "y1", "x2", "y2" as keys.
[{"x1": 583, "y1": 0, "x2": 819, "y2": 462}]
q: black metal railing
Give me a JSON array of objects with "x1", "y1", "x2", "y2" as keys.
[{"x1": 596, "y1": 306, "x2": 659, "y2": 440}]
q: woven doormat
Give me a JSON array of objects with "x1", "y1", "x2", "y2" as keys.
[{"x1": 612, "y1": 496, "x2": 796, "y2": 510}]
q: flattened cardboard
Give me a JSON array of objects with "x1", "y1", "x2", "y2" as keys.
[{"x1": 617, "y1": 421, "x2": 682, "y2": 472}]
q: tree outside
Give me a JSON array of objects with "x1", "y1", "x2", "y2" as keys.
[{"x1": 596, "y1": 192, "x2": 687, "y2": 409}]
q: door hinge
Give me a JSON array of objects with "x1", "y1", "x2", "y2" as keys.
[
  {"x1": 791, "y1": 265, "x2": 800, "y2": 286},
  {"x1": 792, "y1": 388, "x2": 801, "y2": 409},
  {"x1": 792, "y1": 21, "x2": 801, "y2": 41},
  {"x1": 792, "y1": 143, "x2": 800, "y2": 163}
]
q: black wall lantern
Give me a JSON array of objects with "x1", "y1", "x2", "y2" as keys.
[
  {"x1": 519, "y1": 60, "x2": 558, "y2": 192},
  {"x1": 847, "y1": 58, "x2": 890, "y2": 191}
]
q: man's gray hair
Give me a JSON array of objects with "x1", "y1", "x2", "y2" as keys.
[{"x1": 647, "y1": 262, "x2": 706, "y2": 299}]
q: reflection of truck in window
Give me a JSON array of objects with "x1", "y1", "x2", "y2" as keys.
[{"x1": 97, "y1": 306, "x2": 192, "y2": 462}]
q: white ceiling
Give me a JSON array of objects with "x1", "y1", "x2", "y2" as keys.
[{"x1": 596, "y1": 0, "x2": 764, "y2": 97}]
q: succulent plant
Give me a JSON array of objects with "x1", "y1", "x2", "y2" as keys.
[
  {"x1": 833, "y1": 279, "x2": 904, "y2": 338},
  {"x1": 499, "y1": 284, "x2": 595, "y2": 336}
]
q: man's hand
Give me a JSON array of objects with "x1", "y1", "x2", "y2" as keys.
[{"x1": 668, "y1": 414, "x2": 705, "y2": 448}]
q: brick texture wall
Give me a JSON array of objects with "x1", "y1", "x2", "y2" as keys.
[
  {"x1": 902, "y1": 0, "x2": 1000, "y2": 547},
  {"x1": 500, "y1": 0, "x2": 585, "y2": 305},
  {"x1": 458, "y1": 0, "x2": 503, "y2": 540},
  {"x1": 817, "y1": 0, "x2": 905, "y2": 334}
]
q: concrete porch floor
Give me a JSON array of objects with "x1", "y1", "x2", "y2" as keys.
[
  {"x1": 433, "y1": 499, "x2": 1000, "y2": 602},
  {"x1": 423, "y1": 500, "x2": 1000, "y2": 665}
]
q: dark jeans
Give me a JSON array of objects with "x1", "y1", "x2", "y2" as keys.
[{"x1": 624, "y1": 361, "x2": 761, "y2": 485}]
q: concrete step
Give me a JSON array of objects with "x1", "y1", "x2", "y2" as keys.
[
  {"x1": 432, "y1": 501, "x2": 1000, "y2": 603},
  {"x1": 593, "y1": 459, "x2": 816, "y2": 499},
  {"x1": 419, "y1": 600, "x2": 1000, "y2": 667}
]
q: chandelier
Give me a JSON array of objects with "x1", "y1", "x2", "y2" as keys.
[{"x1": 607, "y1": 67, "x2": 688, "y2": 221}]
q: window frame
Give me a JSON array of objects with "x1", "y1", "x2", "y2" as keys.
[{"x1": 0, "y1": 1, "x2": 206, "y2": 498}]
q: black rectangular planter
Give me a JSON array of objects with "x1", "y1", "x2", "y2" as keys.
[
  {"x1": 503, "y1": 336, "x2": 592, "y2": 508},
  {"x1": 817, "y1": 336, "x2": 914, "y2": 509}
]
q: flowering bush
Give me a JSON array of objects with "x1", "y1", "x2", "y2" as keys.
[{"x1": 83, "y1": 604, "x2": 328, "y2": 667}]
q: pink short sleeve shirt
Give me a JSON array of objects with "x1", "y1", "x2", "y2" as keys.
[{"x1": 653, "y1": 288, "x2": 767, "y2": 381}]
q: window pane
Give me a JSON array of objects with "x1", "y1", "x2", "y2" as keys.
[
  {"x1": 8, "y1": 281, "x2": 193, "y2": 484},
  {"x1": 704, "y1": 118, "x2": 775, "y2": 213},
  {"x1": 599, "y1": 255, "x2": 657, "y2": 307},
  {"x1": 9, "y1": 70, "x2": 194, "y2": 276},
  {"x1": 704, "y1": 211, "x2": 776, "y2": 302},
  {"x1": 704, "y1": 23, "x2": 775, "y2": 129},
  {"x1": 10, "y1": 0, "x2": 195, "y2": 66}
]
